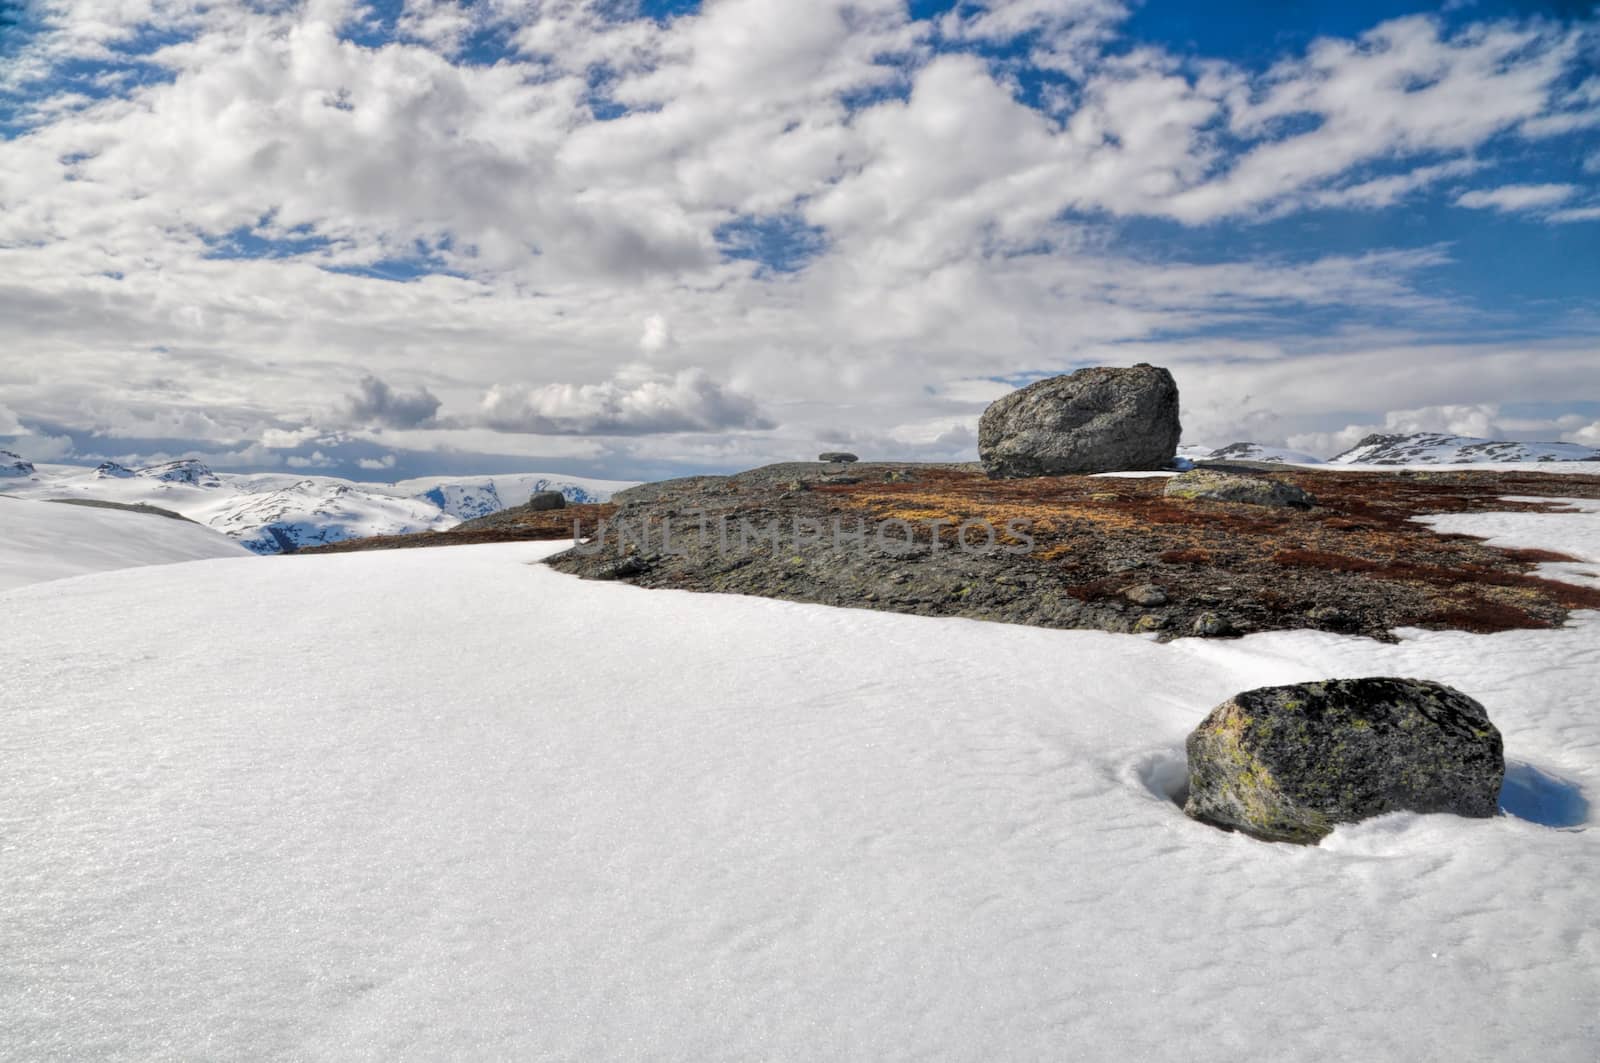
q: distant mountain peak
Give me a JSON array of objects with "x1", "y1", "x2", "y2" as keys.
[
  {"x1": 1204, "y1": 442, "x2": 1325, "y2": 465},
  {"x1": 140, "y1": 459, "x2": 221, "y2": 486},
  {"x1": 1, "y1": 450, "x2": 36, "y2": 477},
  {"x1": 1331, "y1": 433, "x2": 1600, "y2": 465}
]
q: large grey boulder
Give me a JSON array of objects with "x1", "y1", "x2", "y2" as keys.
[
  {"x1": 978, "y1": 364, "x2": 1181, "y2": 478},
  {"x1": 1164, "y1": 468, "x2": 1314, "y2": 509},
  {"x1": 527, "y1": 490, "x2": 567, "y2": 511},
  {"x1": 1184, "y1": 678, "x2": 1504, "y2": 844}
]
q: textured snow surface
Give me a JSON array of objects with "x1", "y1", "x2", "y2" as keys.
[
  {"x1": 3, "y1": 522, "x2": 1599, "y2": 1060},
  {"x1": 0, "y1": 463, "x2": 636, "y2": 554},
  {"x1": 0, "y1": 497, "x2": 250, "y2": 591}
]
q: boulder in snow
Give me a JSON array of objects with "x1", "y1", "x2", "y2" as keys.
[
  {"x1": 1184, "y1": 678, "x2": 1505, "y2": 844},
  {"x1": 978, "y1": 364, "x2": 1181, "y2": 478}
]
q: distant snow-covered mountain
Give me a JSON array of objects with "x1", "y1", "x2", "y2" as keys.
[
  {"x1": 1202, "y1": 442, "x2": 1326, "y2": 465},
  {"x1": 1330, "y1": 433, "x2": 1600, "y2": 465},
  {"x1": 2, "y1": 449, "x2": 36, "y2": 477},
  {"x1": 0, "y1": 459, "x2": 637, "y2": 555}
]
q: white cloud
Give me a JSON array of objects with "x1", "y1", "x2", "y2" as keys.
[
  {"x1": 1546, "y1": 205, "x2": 1600, "y2": 223},
  {"x1": 479, "y1": 366, "x2": 773, "y2": 436},
  {"x1": 0, "y1": 403, "x2": 24, "y2": 435},
  {"x1": 639, "y1": 314, "x2": 675, "y2": 355},
  {"x1": 357, "y1": 454, "x2": 398, "y2": 471},
  {"x1": 286, "y1": 449, "x2": 336, "y2": 469},
  {"x1": 260, "y1": 426, "x2": 321, "y2": 449},
  {"x1": 1455, "y1": 183, "x2": 1577, "y2": 212},
  {"x1": 0, "y1": 3, "x2": 1596, "y2": 475}
]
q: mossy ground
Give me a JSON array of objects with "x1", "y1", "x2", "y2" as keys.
[{"x1": 303, "y1": 463, "x2": 1600, "y2": 641}]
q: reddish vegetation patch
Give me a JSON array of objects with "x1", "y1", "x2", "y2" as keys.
[{"x1": 834, "y1": 467, "x2": 1600, "y2": 637}]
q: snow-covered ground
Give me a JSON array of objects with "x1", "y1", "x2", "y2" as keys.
[
  {"x1": 3, "y1": 500, "x2": 1597, "y2": 1060},
  {"x1": 0, "y1": 460, "x2": 636, "y2": 554},
  {"x1": 0, "y1": 496, "x2": 250, "y2": 591}
]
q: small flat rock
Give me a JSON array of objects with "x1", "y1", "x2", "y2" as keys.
[
  {"x1": 818, "y1": 452, "x2": 860, "y2": 464},
  {"x1": 1123, "y1": 583, "x2": 1169, "y2": 606}
]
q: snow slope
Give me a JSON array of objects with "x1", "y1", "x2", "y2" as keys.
[
  {"x1": 1332, "y1": 433, "x2": 1600, "y2": 465},
  {"x1": 0, "y1": 459, "x2": 636, "y2": 554},
  {"x1": 3, "y1": 507, "x2": 1597, "y2": 1060},
  {"x1": 0, "y1": 496, "x2": 251, "y2": 591}
]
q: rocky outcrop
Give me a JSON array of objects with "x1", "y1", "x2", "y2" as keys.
[
  {"x1": 978, "y1": 364, "x2": 1181, "y2": 478},
  {"x1": 1184, "y1": 678, "x2": 1505, "y2": 844},
  {"x1": 818, "y1": 452, "x2": 859, "y2": 464},
  {"x1": 528, "y1": 490, "x2": 567, "y2": 511},
  {"x1": 1164, "y1": 468, "x2": 1315, "y2": 509}
]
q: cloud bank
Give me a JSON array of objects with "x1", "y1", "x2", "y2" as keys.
[{"x1": 0, "y1": 0, "x2": 1596, "y2": 478}]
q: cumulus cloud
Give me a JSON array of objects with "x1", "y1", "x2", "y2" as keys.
[
  {"x1": 0, "y1": 2, "x2": 1596, "y2": 476},
  {"x1": 479, "y1": 367, "x2": 773, "y2": 436},
  {"x1": 286, "y1": 449, "x2": 337, "y2": 469},
  {"x1": 0, "y1": 403, "x2": 24, "y2": 435},
  {"x1": 341, "y1": 375, "x2": 442, "y2": 429}
]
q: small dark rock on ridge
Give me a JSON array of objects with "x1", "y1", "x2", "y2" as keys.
[{"x1": 818, "y1": 452, "x2": 860, "y2": 464}]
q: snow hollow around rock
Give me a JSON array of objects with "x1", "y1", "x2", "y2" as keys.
[{"x1": 2, "y1": 508, "x2": 1597, "y2": 1060}]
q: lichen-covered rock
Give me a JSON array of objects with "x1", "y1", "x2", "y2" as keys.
[
  {"x1": 528, "y1": 491, "x2": 567, "y2": 511},
  {"x1": 978, "y1": 364, "x2": 1181, "y2": 478},
  {"x1": 1184, "y1": 678, "x2": 1504, "y2": 844},
  {"x1": 1164, "y1": 469, "x2": 1314, "y2": 509}
]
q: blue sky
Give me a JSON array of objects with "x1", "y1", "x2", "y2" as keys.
[{"x1": 1, "y1": 0, "x2": 1597, "y2": 480}]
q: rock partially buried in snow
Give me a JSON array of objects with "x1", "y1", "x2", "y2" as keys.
[
  {"x1": 1184, "y1": 678, "x2": 1505, "y2": 844},
  {"x1": 527, "y1": 490, "x2": 567, "y2": 511},
  {"x1": 978, "y1": 364, "x2": 1181, "y2": 478},
  {"x1": 1164, "y1": 468, "x2": 1314, "y2": 509}
]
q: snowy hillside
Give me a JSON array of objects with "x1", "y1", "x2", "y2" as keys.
[
  {"x1": 0, "y1": 496, "x2": 250, "y2": 590},
  {"x1": 1332, "y1": 433, "x2": 1600, "y2": 465},
  {"x1": 1203, "y1": 442, "x2": 1326, "y2": 464},
  {"x1": 3, "y1": 502, "x2": 1598, "y2": 1059},
  {"x1": 0, "y1": 458, "x2": 635, "y2": 554}
]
